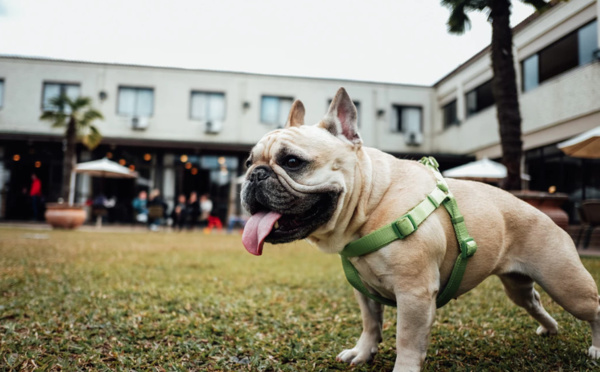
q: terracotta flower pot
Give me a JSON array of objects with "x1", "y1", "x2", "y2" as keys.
[
  {"x1": 511, "y1": 191, "x2": 569, "y2": 230},
  {"x1": 44, "y1": 203, "x2": 87, "y2": 229}
]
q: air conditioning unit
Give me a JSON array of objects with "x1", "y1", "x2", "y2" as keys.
[
  {"x1": 205, "y1": 121, "x2": 222, "y2": 134},
  {"x1": 405, "y1": 129, "x2": 423, "y2": 146},
  {"x1": 131, "y1": 117, "x2": 149, "y2": 130}
]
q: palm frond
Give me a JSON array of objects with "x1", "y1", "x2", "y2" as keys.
[
  {"x1": 42, "y1": 95, "x2": 103, "y2": 147},
  {"x1": 71, "y1": 96, "x2": 93, "y2": 112},
  {"x1": 80, "y1": 109, "x2": 104, "y2": 127},
  {"x1": 441, "y1": 0, "x2": 479, "y2": 34},
  {"x1": 40, "y1": 110, "x2": 68, "y2": 127},
  {"x1": 449, "y1": 4, "x2": 472, "y2": 34},
  {"x1": 81, "y1": 125, "x2": 102, "y2": 150}
]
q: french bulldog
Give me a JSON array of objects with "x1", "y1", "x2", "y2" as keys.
[{"x1": 241, "y1": 87, "x2": 600, "y2": 371}]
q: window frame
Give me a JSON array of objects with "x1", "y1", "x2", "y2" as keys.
[
  {"x1": 41, "y1": 81, "x2": 81, "y2": 112},
  {"x1": 521, "y1": 20, "x2": 598, "y2": 92},
  {"x1": 189, "y1": 90, "x2": 227, "y2": 122},
  {"x1": 391, "y1": 104, "x2": 423, "y2": 134},
  {"x1": 465, "y1": 79, "x2": 494, "y2": 118},
  {"x1": 117, "y1": 85, "x2": 155, "y2": 117},
  {"x1": 442, "y1": 99, "x2": 459, "y2": 129},
  {"x1": 260, "y1": 95, "x2": 294, "y2": 127}
]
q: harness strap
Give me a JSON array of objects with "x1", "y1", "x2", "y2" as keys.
[{"x1": 339, "y1": 157, "x2": 477, "y2": 309}]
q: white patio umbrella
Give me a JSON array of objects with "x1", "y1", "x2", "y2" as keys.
[
  {"x1": 443, "y1": 158, "x2": 530, "y2": 183},
  {"x1": 74, "y1": 158, "x2": 138, "y2": 178},
  {"x1": 68, "y1": 158, "x2": 137, "y2": 205},
  {"x1": 558, "y1": 126, "x2": 600, "y2": 159}
]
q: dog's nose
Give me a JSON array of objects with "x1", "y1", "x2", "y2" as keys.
[{"x1": 249, "y1": 165, "x2": 272, "y2": 182}]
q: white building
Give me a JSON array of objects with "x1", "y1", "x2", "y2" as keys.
[{"x1": 0, "y1": 0, "x2": 598, "y2": 223}]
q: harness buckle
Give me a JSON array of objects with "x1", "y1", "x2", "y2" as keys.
[
  {"x1": 392, "y1": 214, "x2": 418, "y2": 239},
  {"x1": 460, "y1": 238, "x2": 477, "y2": 259}
]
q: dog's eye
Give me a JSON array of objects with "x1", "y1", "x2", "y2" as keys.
[
  {"x1": 283, "y1": 156, "x2": 304, "y2": 169},
  {"x1": 245, "y1": 158, "x2": 252, "y2": 168}
]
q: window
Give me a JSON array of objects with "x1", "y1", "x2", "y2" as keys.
[
  {"x1": 443, "y1": 99, "x2": 458, "y2": 128},
  {"x1": 522, "y1": 54, "x2": 539, "y2": 91},
  {"x1": 117, "y1": 86, "x2": 154, "y2": 117},
  {"x1": 391, "y1": 105, "x2": 422, "y2": 133},
  {"x1": 392, "y1": 105, "x2": 423, "y2": 146},
  {"x1": 0, "y1": 79, "x2": 4, "y2": 108},
  {"x1": 466, "y1": 80, "x2": 494, "y2": 117},
  {"x1": 42, "y1": 82, "x2": 80, "y2": 112},
  {"x1": 190, "y1": 91, "x2": 226, "y2": 121},
  {"x1": 578, "y1": 21, "x2": 598, "y2": 65},
  {"x1": 260, "y1": 95, "x2": 293, "y2": 127},
  {"x1": 522, "y1": 20, "x2": 598, "y2": 92},
  {"x1": 390, "y1": 105, "x2": 423, "y2": 146}
]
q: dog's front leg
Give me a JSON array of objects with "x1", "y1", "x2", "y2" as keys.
[
  {"x1": 392, "y1": 291, "x2": 437, "y2": 372},
  {"x1": 336, "y1": 289, "x2": 384, "y2": 365}
]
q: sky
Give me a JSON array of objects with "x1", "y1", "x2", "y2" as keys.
[{"x1": 0, "y1": 0, "x2": 536, "y2": 86}]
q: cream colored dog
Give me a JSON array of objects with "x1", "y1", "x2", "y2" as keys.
[{"x1": 241, "y1": 87, "x2": 600, "y2": 371}]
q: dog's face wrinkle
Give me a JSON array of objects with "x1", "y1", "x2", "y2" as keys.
[
  {"x1": 241, "y1": 159, "x2": 341, "y2": 243},
  {"x1": 244, "y1": 174, "x2": 325, "y2": 216}
]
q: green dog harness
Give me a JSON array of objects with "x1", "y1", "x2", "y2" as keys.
[{"x1": 339, "y1": 157, "x2": 478, "y2": 309}]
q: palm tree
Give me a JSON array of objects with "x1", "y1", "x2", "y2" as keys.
[
  {"x1": 40, "y1": 95, "x2": 103, "y2": 204},
  {"x1": 441, "y1": 0, "x2": 560, "y2": 190}
]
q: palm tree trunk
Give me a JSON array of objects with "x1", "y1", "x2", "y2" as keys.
[
  {"x1": 62, "y1": 116, "x2": 77, "y2": 203},
  {"x1": 490, "y1": 0, "x2": 523, "y2": 191}
]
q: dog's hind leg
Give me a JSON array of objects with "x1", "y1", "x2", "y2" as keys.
[
  {"x1": 517, "y1": 238, "x2": 600, "y2": 358},
  {"x1": 336, "y1": 289, "x2": 384, "y2": 365},
  {"x1": 499, "y1": 273, "x2": 559, "y2": 335}
]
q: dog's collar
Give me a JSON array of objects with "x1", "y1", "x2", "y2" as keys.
[{"x1": 339, "y1": 156, "x2": 478, "y2": 309}]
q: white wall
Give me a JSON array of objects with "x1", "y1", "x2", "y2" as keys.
[
  {"x1": 0, "y1": 57, "x2": 433, "y2": 154},
  {"x1": 433, "y1": 0, "x2": 599, "y2": 158}
]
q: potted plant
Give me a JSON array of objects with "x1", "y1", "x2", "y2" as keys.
[{"x1": 40, "y1": 95, "x2": 103, "y2": 228}]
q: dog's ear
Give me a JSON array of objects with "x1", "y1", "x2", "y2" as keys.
[
  {"x1": 319, "y1": 87, "x2": 361, "y2": 145},
  {"x1": 284, "y1": 100, "x2": 305, "y2": 128}
]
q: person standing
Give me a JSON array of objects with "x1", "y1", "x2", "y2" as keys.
[{"x1": 30, "y1": 173, "x2": 42, "y2": 221}]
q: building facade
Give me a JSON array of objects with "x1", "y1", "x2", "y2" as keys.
[{"x1": 0, "y1": 0, "x2": 598, "y2": 223}]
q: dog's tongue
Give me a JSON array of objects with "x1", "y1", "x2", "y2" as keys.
[{"x1": 242, "y1": 211, "x2": 282, "y2": 255}]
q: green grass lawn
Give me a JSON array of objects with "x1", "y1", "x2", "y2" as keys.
[{"x1": 1, "y1": 228, "x2": 600, "y2": 371}]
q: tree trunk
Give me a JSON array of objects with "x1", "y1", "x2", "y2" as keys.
[
  {"x1": 62, "y1": 116, "x2": 77, "y2": 203},
  {"x1": 490, "y1": 0, "x2": 523, "y2": 191}
]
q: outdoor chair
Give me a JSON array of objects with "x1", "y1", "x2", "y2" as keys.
[{"x1": 148, "y1": 205, "x2": 164, "y2": 220}]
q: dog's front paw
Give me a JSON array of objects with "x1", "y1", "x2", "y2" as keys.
[
  {"x1": 536, "y1": 324, "x2": 558, "y2": 336},
  {"x1": 336, "y1": 346, "x2": 377, "y2": 365},
  {"x1": 589, "y1": 346, "x2": 600, "y2": 359}
]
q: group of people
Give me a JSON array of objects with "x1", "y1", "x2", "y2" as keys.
[{"x1": 132, "y1": 189, "x2": 215, "y2": 231}]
